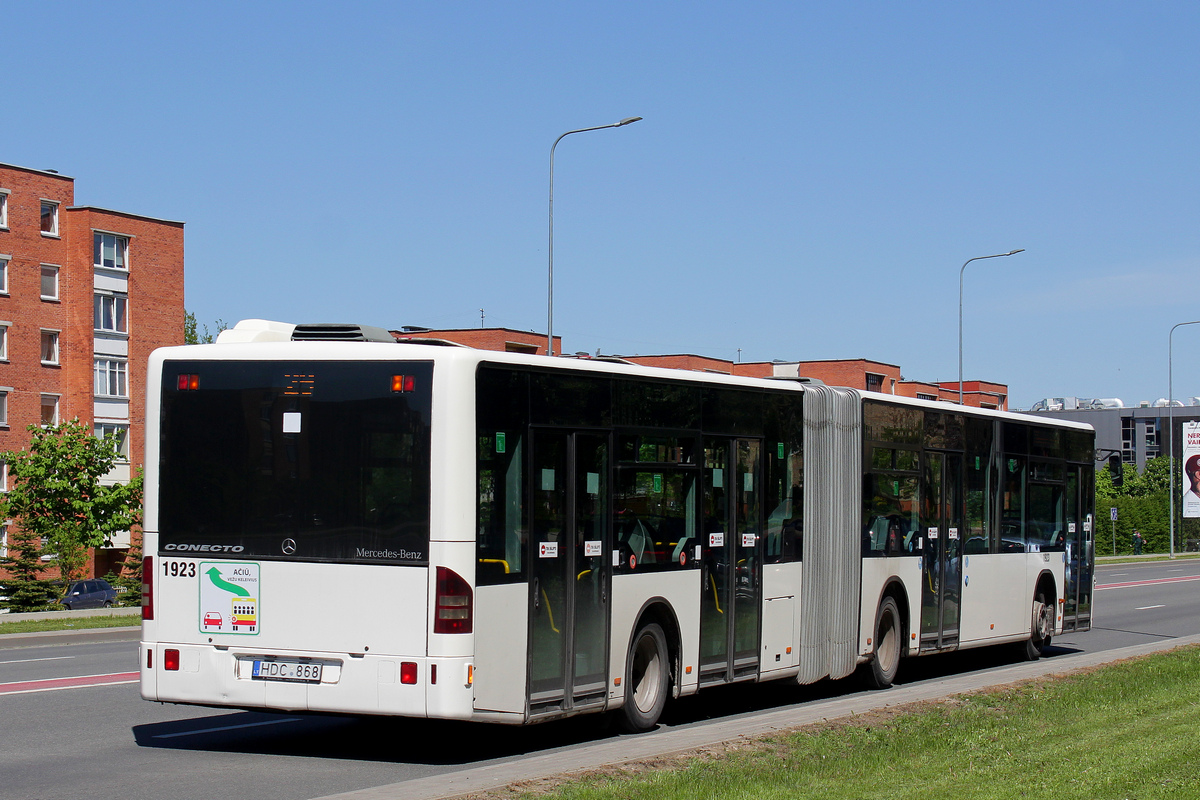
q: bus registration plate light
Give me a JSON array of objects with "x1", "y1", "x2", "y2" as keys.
[{"x1": 252, "y1": 659, "x2": 322, "y2": 683}]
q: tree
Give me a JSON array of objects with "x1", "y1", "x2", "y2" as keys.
[
  {"x1": 184, "y1": 310, "x2": 228, "y2": 344},
  {"x1": 0, "y1": 420, "x2": 143, "y2": 587},
  {"x1": 0, "y1": 524, "x2": 59, "y2": 612}
]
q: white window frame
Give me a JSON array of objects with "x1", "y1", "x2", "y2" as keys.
[
  {"x1": 0, "y1": 255, "x2": 9, "y2": 294},
  {"x1": 40, "y1": 199, "x2": 59, "y2": 236},
  {"x1": 95, "y1": 423, "x2": 130, "y2": 461},
  {"x1": 0, "y1": 322, "x2": 8, "y2": 361},
  {"x1": 94, "y1": 358, "x2": 129, "y2": 398},
  {"x1": 94, "y1": 292, "x2": 129, "y2": 334},
  {"x1": 40, "y1": 264, "x2": 60, "y2": 301},
  {"x1": 1, "y1": 524, "x2": 7, "y2": 559},
  {"x1": 93, "y1": 231, "x2": 129, "y2": 271},
  {"x1": 0, "y1": 388, "x2": 8, "y2": 426},
  {"x1": 40, "y1": 394, "x2": 60, "y2": 426},
  {"x1": 40, "y1": 329, "x2": 60, "y2": 365},
  {"x1": 0, "y1": 189, "x2": 8, "y2": 229}
]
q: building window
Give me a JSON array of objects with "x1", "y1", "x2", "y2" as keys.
[
  {"x1": 1121, "y1": 417, "x2": 1135, "y2": 463},
  {"x1": 0, "y1": 190, "x2": 8, "y2": 228},
  {"x1": 94, "y1": 358, "x2": 128, "y2": 398},
  {"x1": 41, "y1": 394, "x2": 59, "y2": 426},
  {"x1": 94, "y1": 293, "x2": 128, "y2": 333},
  {"x1": 0, "y1": 324, "x2": 8, "y2": 360},
  {"x1": 0, "y1": 256, "x2": 8, "y2": 294},
  {"x1": 95, "y1": 423, "x2": 130, "y2": 460},
  {"x1": 866, "y1": 373, "x2": 884, "y2": 393},
  {"x1": 40, "y1": 330, "x2": 59, "y2": 365},
  {"x1": 916, "y1": 392, "x2": 937, "y2": 401},
  {"x1": 40, "y1": 265, "x2": 59, "y2": 300},
  {"x1": 0, "y1": 460, "x2": 6, "y2": 491},
  {"x1": 0, "y1": 389, "x2": 7, "y2": 425},
  {"x1": 94, "y1": 232, "x2": 129, "y2": 270},
  {"x1": 1, "y1": 525, "x2": 7, "y2": 559},
  {"x1": 40, "y1": 200, "x2": 59, "y2": 236}
]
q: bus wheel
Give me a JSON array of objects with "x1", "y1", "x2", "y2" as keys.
[
  {"x1": 620, "y1": 622, "x2": 669, "y2": 732},
  {"x1": 865, "y1": 596, "x2": 902, "y2": 689},
  {"x1": 1020, "y1": 592, "x2": 1053, "y2": 661}
]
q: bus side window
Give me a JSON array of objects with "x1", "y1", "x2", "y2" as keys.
[{"x1": 478, "y1": 431, "x2": 525, "y2": 585}]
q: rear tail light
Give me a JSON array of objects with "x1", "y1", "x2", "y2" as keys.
[
  {"x1": 142, "y1": 556, "x2": 154, "y2": 621},
  {"x1": 164, "y1": 649, "x2": 180, "y2": 671},
  {"x1": 433, "y1": 566, "x2": 473, "y2": 634},
  {"x1": 400, "y1": 662, "x2": 418, "y2": 684}
]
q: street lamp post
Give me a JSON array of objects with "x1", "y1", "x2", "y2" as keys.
[
  {"x1": 547, "y1": 116, "x2": 642, "y2": 357},
  {"x1": 958, "y1": 249, "x2": 1025, "y2": 404},
  {"x1": 1168, "y1": 320, "x2": 1200, "y2": 559}
]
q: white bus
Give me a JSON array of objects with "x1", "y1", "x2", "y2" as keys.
[{"x1": 140, "y1": 321, "x2": 1095, "y2": 730}]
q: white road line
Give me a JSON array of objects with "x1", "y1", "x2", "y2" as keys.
[
  {"x1": 1136, "y1": 605, "x2": 1167, "y2": 610},
  {"x1": 152, "y1": 717, "x2": 302, "y2": 739},
  {"x1": 0, "y1": 656, "x2": 75, "y2": 665}
]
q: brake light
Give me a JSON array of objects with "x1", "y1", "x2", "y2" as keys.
[
  {"x1": 142, "y1": 556, "x2": 154, "y2": 621},
  {"x1": 391, "y1": 374, "x2": 416, "y2": 393},
  {"x1": 164, "y1": 649, "x2": 180, "y2": 671},
  {"x1": 400, "y1": 662, "x2": 418, "y2": 684},
  {"x1": 433, "y1": 566, "x2": 473, "y2": 634},
  {"x1": 177, "y1": 374, "x2": 199, "y2": 391}
]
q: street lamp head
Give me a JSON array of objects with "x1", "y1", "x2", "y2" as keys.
[
  {"x1": 1006, "y1": 249, "x2": 1025, "y2": 255},
  {"x1": 617, "y1": 116, "x2": 643, "y2": 126}
]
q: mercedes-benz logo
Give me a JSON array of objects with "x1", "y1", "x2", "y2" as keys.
[{"x1": 282, "y1": 538, "x2": 297, "y2": 555}]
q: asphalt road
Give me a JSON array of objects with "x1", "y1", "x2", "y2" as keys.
[{"x1": 2, "y1": 559, "x2": 1197, "y2": 800}]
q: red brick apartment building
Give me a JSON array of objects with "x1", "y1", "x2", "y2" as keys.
[{"x1": 0, "y1": 163, "x2": 184, "y2": 578}]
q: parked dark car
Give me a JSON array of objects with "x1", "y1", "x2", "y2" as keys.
[{"x1": 59, "y1": 579, "x2": 118, "y2": 610}]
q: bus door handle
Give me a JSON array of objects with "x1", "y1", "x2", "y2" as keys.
[{"x1": 533, "y1": 577, "x2": 540, "y2": 609}]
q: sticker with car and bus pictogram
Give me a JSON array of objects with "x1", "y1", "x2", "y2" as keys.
[{"x1": 199, "y1": 562, "x2": 260, "y2": 635}]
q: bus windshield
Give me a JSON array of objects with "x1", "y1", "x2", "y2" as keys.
[{"x1": 157, "y1": 360, "x2": 433, "y2": 565}]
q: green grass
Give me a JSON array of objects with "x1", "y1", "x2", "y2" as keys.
[
  {"x1": 0, "y1": 613, "x2": 141, "y2": 635},
  {"x1": 531, "y1": 647, "x2": 1200, "y2": 800}
]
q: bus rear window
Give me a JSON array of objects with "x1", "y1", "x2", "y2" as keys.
[{"x1": 158, "y1": 360, "x2": 433, "y2": 565}]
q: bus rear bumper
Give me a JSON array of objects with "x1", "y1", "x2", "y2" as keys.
[{"x1": 141, "y1": 642, "x2": 474, "y2": 720}]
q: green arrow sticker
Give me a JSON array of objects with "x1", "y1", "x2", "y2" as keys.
[{"x1": 207, "y1": 567, "x2": 251, "y2": 596}]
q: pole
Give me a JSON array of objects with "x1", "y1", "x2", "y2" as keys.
[
  {"x1": 958, "y1": 249, "x2": 1024, "y2": 404},
  {"x1": 547, "y1": 116, "x2": 642, "y2": 357}
]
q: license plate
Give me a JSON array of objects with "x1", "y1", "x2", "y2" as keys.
[{"x1": 252, "y1": 659, "x2": 322, "y2": 682}]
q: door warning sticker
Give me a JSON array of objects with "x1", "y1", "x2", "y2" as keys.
[{"x1": 199, "y1": 562, "x2": 259, "y2": 635}]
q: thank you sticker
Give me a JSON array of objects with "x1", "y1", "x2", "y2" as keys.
[{"x1": 199, "y1": 562, "x2": 259, "y2": 635}]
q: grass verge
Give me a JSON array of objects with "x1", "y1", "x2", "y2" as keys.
[
  {"x1": 0, "y1": 614, "x2": 140, "y2": 635},
  {"x1": 513, "y1": 646, "x2": 1200, "y2": 800}
]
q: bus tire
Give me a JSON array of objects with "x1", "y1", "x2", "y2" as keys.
[
  {"x1": 1020, "y1": 591, "x2": 1053, "y2": 661},
  {"x1": 620, "y1": 622, "x2": 669, "y2": 732},
  {"x1": 865, "y1": 596, "x2": 902, "y2": 689}
]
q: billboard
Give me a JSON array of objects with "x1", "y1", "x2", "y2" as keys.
[{"x1": 1183, "y1": 421, "x2": 1200, "y2": 519}]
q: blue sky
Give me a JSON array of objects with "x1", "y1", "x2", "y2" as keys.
[{"x1": 6, "y1": 2, "x2": 1200, "y2": 409}]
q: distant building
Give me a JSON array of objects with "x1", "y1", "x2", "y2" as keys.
[
  {"x1": 1028, "y1": 397, "x2": 1200, "y2": 471},
  {"x1": 391, "y1": 326, "x2": 559, "y2": 356},
  {"x1": 0, "y1": 163, "x2": 184, "y2": 578},
  {"x1": 388, "y1": 327, "x2": 1009, "y2": 410}
]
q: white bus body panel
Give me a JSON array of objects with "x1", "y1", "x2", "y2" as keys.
[
  {"x1": 858, "y1": 556, "x2": 923, "y2": 657},
  {"x1": 609, "y1": 570, "x2": 699, "y2": 704},
  {"x1": 472, "y1": 583, "x2": 528, "y2": 714},
  {"x1": 760, "y1": 561, "x2": 802, "y2": 677}
]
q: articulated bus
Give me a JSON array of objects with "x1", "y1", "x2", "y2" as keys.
[{"x1": 140, "y1": 320, "x2": 1095, "y2": 730}]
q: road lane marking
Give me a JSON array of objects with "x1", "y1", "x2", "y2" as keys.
[
  {"x1": 0, "y1": 671, "x2": 138, "y2": 696},
  {"x1": 0, "y1": 656, "x2": 75, "y2": 665},
  {"x1": 1096, "y1": 575, "x2": 1200, "y2": 590},
  {"x1": 1136, "y1": 605, "x2": 1167, "y2": 610},
  {"x1": 152, "y1": 717, "x2": 302, "y2": 739}
]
